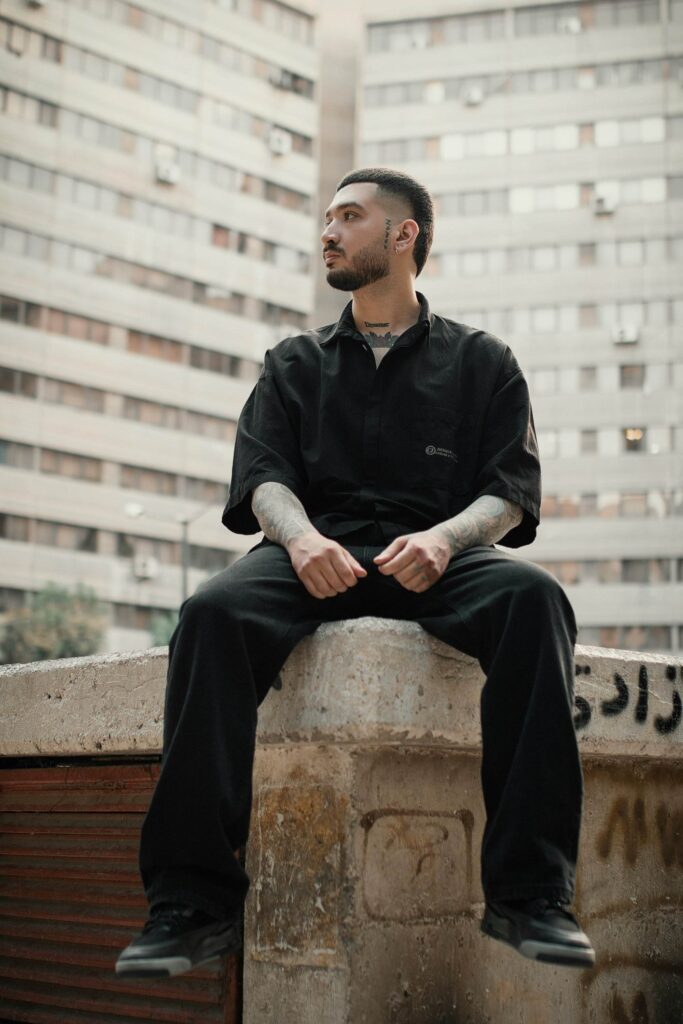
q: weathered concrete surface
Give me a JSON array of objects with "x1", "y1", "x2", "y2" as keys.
[
  {"x1": 0, "y1": 621, "x2": 680, "y2": 760},
  {"x1": 0, "y1": 646, "x2": 168, "y2": 757},
  {"x1": 246, "y1": 622, "x2": 682, "y2": 1024},
  {"x1": 1, "y1": 620, "x2": 682, "y2": 1023}
]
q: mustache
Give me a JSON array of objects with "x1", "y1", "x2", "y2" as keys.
[{"x1": 324, "y1": 246, "x2": 343, "y2": 255}]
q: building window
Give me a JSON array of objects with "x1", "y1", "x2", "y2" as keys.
[
  {"x1": 622, "y1": 560, "x2": 649, "y2": 584},
  {"x1": 0, "y1": 367, "x2": 38, "y2": 398},
  {"x1": 33, "y1": 519, "x2": 98, "y2": 552},
  {"x1": 120, "y1": 465, "x2": 177, "y2": 496},
  {"x1": 579, "y1": 494, "x2": 598, "y2": 516},
  {"x1": 580, "y1": 430, "x2": 598, "y2": 454},
  {"x1": 123, "y1": 397, "x2": 180, "y2": 430},
  {"x1": 0, "y1": 587, "x2": 25, "y2": 613},
  {"x1": 0, "y1": 513, "x2": 30, "y2": 542},
  {"x1": 579, "y1": 366, "x2": 598, "y2": 390},
  {"x1": 40, "y1": 448, "x2": 102, "y2": 482},
  {"x1": 623, "y1": 427, "x2": 646, "y2": 451},
  {"x1": 619, "y1": 493, "x2": 648, "y2": 516},
  {"x1": 0, "y1": 439, "x2": 34, "y2": 469},
  {"x1": 620, "y1": 365, "x2": 645, "y2": 388},
  {"x1": 42, "y1": 378, "x2": 105, "y2": 413},
  {"x1": 514, "y1": 4, "x2": 581, "y2": 37},
  {"x1": 113, "y1": 603, "x2": 154, "y2": 630}
]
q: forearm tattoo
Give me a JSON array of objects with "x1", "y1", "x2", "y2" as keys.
[
  {"x1": 252, "y1": 481, "x2": 316, "y2": 548},
  {"x1": 432, "y1": 496, "x2": 524, "y2": 556}
]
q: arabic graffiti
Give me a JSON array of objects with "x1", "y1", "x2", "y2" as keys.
[{"x1": 573, "y1": 663, "x2": 682, "y2": 734}]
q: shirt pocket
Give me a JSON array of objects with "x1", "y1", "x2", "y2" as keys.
[{"x1": 413, "y1": 406, "x2": 472, "y2": 493}]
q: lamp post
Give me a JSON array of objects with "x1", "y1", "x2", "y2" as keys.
[
  {"x1": 124, "y1": 501, "x2": 216, "y2": 604},
  {"x1": 178, "y1": 512, "x2": 190, "y2": 605}
]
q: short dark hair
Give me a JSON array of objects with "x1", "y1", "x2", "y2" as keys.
[{"x1": 335, "y1": 167, "x2": 434, "y2": 277}]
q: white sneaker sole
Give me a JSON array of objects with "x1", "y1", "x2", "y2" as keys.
[
  {"x1": 115, "y1": 923, "x2": 241, "y2": 978},
  {"x1": 482, "y1": 910, "x2": 595, "y2": 968},
  {"x1": 518, "y1": 938, "x2": 595, "y2": 967},
  {"x1": 116, "y1": 955, "x2": 194, "y2": 978}
]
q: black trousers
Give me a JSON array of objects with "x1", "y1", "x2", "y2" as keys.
[{"x1": 139, "y1": 527, "x2": 583, "y2": 920}]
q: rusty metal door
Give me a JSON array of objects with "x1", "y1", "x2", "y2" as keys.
[{"x1": 0, "y1": 762, "x2": 241, "y2": 1023}]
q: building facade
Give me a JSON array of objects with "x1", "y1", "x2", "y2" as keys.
[
  {"x1": 0, "y1": 0, "x2": 319, "y2": 652},
  {"x1": 1, "y1": 0, "x2": 682, "y2": 658},
  {"x1": 360, "y1": 0, "x2": 683, "y2": 652}
]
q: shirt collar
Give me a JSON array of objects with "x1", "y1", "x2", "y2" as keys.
[{"x1": 320, "y1": 291, "x2": 433, "y2": 347}]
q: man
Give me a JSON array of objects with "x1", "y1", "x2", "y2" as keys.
[{"x1": 116, "y1": 168, "x2": 594, "y2": 978}]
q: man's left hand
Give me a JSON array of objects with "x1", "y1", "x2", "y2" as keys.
[{"x1": 373, "y1": 528, "x2": 452, "y2": 592}]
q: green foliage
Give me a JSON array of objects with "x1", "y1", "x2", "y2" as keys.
[
  {"x1": 150, "y1": 609, "x2": 179, "y2": 647},
  {"x1": 0, "y1": 582, "x2": 106, "y2": 665}
]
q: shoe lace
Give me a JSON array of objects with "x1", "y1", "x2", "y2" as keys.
[
  {"x1": 142, "y1": 904, "x2": 194, "y2": 935},
  {"x1": 530, "y1": 898, "x2": 576, "y2": 923}
]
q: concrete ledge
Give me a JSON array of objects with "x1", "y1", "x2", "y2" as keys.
[
  {"x1": 0, "y1": 618, "x2": 680, "y2": 759},
  {"x1": 0, "y1": 646, "x2": 168, "y2": 758}
]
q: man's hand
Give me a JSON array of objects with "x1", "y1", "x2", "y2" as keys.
[
  {"x1": 287, "y1": 531, "x2": 367, "y2": 600},
  {"x1": 373, "y1": 529, "x2": 451, "y2": 592}
]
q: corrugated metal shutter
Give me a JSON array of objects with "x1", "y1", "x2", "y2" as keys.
[{"x1": 0, "y1": 763, "x2": 241, "y2": 1023}]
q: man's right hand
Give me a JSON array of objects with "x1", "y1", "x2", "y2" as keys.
[{"x1": 286, "y1": 531, "x2": 367, "y2": 599}]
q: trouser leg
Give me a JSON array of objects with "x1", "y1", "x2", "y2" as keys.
[
  {"x1": 138, "y1": 541, "x2": 375, "y2": 920},
  {"x1": 139, "y1": 544, "x2": 322, "y2": 918},
  {"x1": 415, "y1": 545, "x2": 582, "y2": 904}
]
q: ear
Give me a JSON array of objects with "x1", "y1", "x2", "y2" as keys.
[{"x1": 395, "y1": 218, "x2": 419, "y2": 256}]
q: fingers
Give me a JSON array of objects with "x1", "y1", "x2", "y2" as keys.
[
  {"x1": 374, "y1": 536, "x2": 443, "y2": 592},
  {"x1": 373, "y1": 536, "x2": 407, "y2": 566},
  {"x1": 304, "y1": 569, "x2": 340, "y2": 600},
  {"x1": 337, "y1": 549, "x2": 368, "y2": 585},
  {"x1": 300, "y1": 544, "x2": 367, "y2": 600},
  {"x1": 375, "y1": 537, "x2": 421, "y2": 576}
]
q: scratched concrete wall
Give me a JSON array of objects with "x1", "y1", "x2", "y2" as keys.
[
  {"x1": 0, "y1": 620, "x2": 681, "y2": 1023},
  {"x1": 246, "y1": 621, "x2": 682, "y2": 1024}
]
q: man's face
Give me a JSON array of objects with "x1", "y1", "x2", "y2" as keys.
[{"x1": 321, "y1": 182, "x2": 393, "y2": 291}]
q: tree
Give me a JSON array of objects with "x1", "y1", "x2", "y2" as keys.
[
  {"x1": 0, "y1": 582, "x2": 106, "y2": 665},
  {"x1": 150, "y1": 610, "x2": 179, "y2": 647}
]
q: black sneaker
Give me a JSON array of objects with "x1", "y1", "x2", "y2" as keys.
[
  {"x1": 481, "y1": 897, "x2": 595, "y2": 968},
  {"x1": 115, "y1": 902, "x2": 243, "y2": 978}
]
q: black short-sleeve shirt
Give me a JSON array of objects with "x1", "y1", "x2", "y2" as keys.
[{"x1": 222, "y1": 292, "x2": 541, "y2": 548}]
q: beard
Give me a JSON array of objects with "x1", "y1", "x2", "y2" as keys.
[{"x1": 326, "y1": 240, "x2": 391, "y2": 291}]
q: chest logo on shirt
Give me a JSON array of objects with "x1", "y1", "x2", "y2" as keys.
[{"x1": 425, "y1": 444, "x2": 458, "y2": 462}]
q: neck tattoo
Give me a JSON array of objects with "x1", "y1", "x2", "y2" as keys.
[
  {"x1": 364, "y1": 321, "x2": 390, "y2": 328},
  {"x1": 361, "y1": 327, "x2": 400, "y2": 366}
]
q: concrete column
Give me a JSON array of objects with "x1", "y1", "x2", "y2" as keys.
[{"x1": 244, "y1": 623, "x2": 683, "y2": 1024}]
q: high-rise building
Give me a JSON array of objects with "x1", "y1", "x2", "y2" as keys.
[
  {"x1": 359, "y1": 0, "x2": 683, "y2": 653},
  {"x1": 0, "y1": 0, "x2": 319, "y2": 652}
]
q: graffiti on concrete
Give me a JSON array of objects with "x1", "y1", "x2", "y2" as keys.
[
  {"x1": 609, "y1": 990, "x2": 649, "y2": 1024},
  {"x1": 573, "y1": 662, "x2": 682, "y2": 734},
  {"x1": 596, "y1": 795, "x2": 683, "y2": 867},
  {"x1": 360, "y1": 806, "x2": 476, "y2": 921}
]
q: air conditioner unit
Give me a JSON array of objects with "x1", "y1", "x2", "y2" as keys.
[
  {"x1": 558, "y1": 15, "x2": 581, "y2": 33},
  {"x1": 133, "y1": 556, "x2": 160, "y2": 581},
  {"x1": 463, "y1": 86, "x2": 484, "y2": 107},
  {"x1": 155, "y1": 160, "x2": 181, "y2": 184},
  {"x1": 154, "y1": 143, "x2": 180, "y2": 184},
  {"x1": 269, "y1": 68, "x2": 295, "y2": 90},
  {"x1": 593, "y1": 194, "x2": 617, "y2": 216},
  {"x1": 611, "y1": 324, "x2": 640, "y2": 345},
  {"x1": 268, "y1": 127, "x2": 292, "y2": 156}
]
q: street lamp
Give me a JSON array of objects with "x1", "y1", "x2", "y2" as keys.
[{"x1": 124, "y1": 501, "x2": 216, "y2": 604}]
